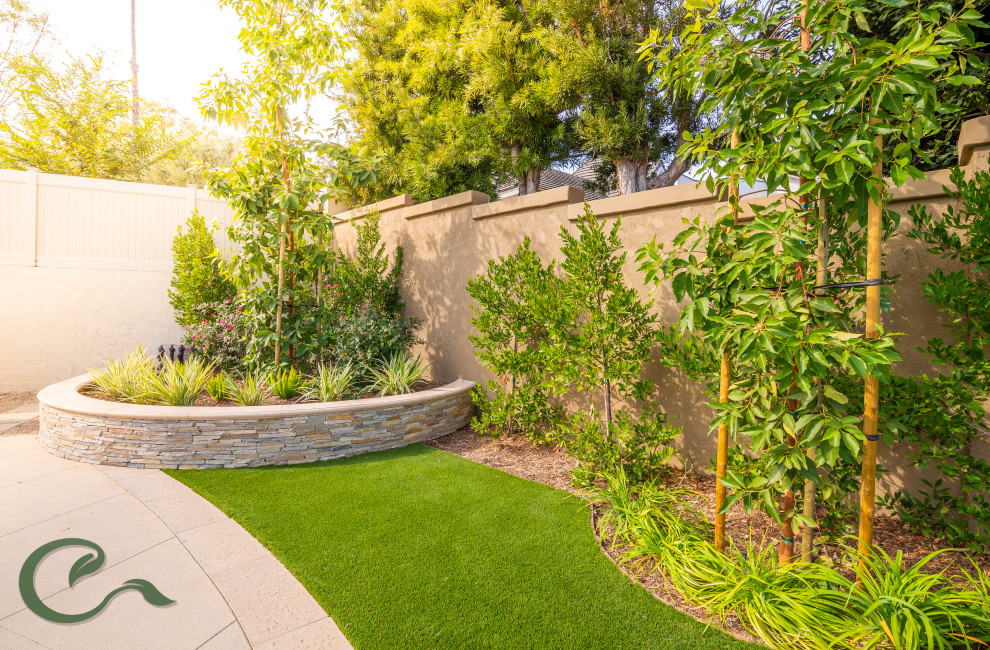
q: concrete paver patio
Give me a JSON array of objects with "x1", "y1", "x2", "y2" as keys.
[{"x1": 0, "y1": 430, "x2": 352, "y2": 650}]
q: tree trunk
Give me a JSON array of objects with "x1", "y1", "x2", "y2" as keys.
[
  {"x1": 129, "y1": 0, "x2": 139, "y2": 127},
  {"x1": 510, "y1": 143, "x2": 541, "y2": 195},
  {"x1": 603, "y1": 378, "x2": 613, "y2": 443},
  {"x1": 614, "y1": 156, "x2": 648, "y2": 195},
  {"x1": 273, "y1": 220, "x2": 288, "y2": 365},
  {"x1": 517, "y1": 168, "x2": 541, "y2": 195},
  {"x1": 648, "y1": 120, "x2": 692, "y2": 189}
]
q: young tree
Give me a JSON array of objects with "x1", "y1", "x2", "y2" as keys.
[
  {"x1": 468, "y1": 238, "x2": 565, "y2": 441},
  {"x1": 169, "y1": 211, "x2": 236, "y2": 327},
  {"x1": 639, "y1": 0, "x2": 982, "y2": 562},
  {"x1": 199, "y1": 0, "x2": 377, "y2": 368},
  {"x1": 551, "y1": 207, "x2": 678, "y2": 483}
]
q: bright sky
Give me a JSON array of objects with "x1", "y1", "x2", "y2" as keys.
[{"x1": 36, "y1": 0, "x2": 247, "y2": 125}]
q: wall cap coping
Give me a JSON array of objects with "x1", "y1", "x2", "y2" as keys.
[
  {"x1": 473, "y1": 185, "x2": 584, "y2": 220},
  {"x1": 887, "y1": 167, "x2": 956, "y2": 203},
  {"x1": 959, "y1": 115, "x2": 990, "y2": 167},
  {"x1": 333, "y1": 194, "x2": 415, "y2": 222},
  {"x1": 39, "y1": 375, "x2": 476, "y2": 421},
  {"x1": 568, "y1": 182, "x2": 715, "y2": 220},
  {"x1": 403, "y1": 190, "x2": 490, "y2": 221}
]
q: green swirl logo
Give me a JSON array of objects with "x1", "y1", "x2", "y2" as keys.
[{"x1": 19, "y1": 538, "x2": 176, "y2": 623}]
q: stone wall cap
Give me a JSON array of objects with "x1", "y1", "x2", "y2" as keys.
[
  {"x1": 403, "y1": 190, "x2": 490, "y2": 221},
  {"x1": 959, "y1": 115, "x2": 990, "y2": 167},
  {"x1": 39, "y1": 375, "x2": 477, "y2": 421},
  {"x1": 333, "y1": 194, "x2": 415, "y2": 223},
  {"x1": 473, "y1": 186, "x2": 583, "y2": 221}
]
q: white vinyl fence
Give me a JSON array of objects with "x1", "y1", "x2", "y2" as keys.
[
  {"x1": 0, "y1": 168, "x2": 236, "y2": 271},
  {"x1": 0, "y1": 169, "x2": 237, "y2": 391}
]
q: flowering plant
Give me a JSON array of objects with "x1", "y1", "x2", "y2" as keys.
[{"x1": 182, "y1": 298, "x2": 249, "y2": 372}]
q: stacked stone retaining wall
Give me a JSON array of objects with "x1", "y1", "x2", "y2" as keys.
[{"x1": 38, "y1": 376, "x2": 475, "y2": 469}]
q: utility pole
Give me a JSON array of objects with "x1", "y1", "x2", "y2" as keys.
[{"x1": 130, "y1": 0, "x2": 139, "y2": 127}]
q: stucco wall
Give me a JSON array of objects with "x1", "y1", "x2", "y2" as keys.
[
  {"x1": 331, "y1": 116, "x2": 990, "y2": 498},
  {"x1": 0, "y1": 267, "x2": 183, "y2": 390}
]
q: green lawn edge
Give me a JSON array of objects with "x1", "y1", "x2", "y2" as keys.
[{"x1": 166, "y1": 443, "x2": 756, "y2": 649}]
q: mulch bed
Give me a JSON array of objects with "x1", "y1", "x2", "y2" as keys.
[{"x1": 429, "y1": 425, "x2": 990, "y2": 639}]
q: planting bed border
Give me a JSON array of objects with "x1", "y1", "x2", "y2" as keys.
[{"x1": 37, "y1": 375, "x2": 476, "y2": 469}]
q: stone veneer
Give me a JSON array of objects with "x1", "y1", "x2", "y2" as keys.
[{"x1": 38, "y1": 376, "x2": 476, "y2": 469}]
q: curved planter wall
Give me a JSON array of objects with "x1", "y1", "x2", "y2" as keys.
[{"x1": 38, "y1": 376, "x2": 476, "y2": 469}]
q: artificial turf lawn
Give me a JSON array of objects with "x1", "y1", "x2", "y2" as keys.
[{"x1": 166, "y1": 444, "x2": 755, "y2": 649}]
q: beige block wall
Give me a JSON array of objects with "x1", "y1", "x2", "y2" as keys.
[
  {"x1": 0, "y1": 267, "x2": 184, "y2": 390},
  {"x1": 332, "y1": 116, "x2": 990, "y2": 498}
]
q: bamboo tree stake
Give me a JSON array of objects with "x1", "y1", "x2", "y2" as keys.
[
  {"x1": 780, "y1": 2, "x2": 814, "y2": 565},
  {"x1": 801, "y1": 194, "x2": 828, "y2": 562},
  {"x1": 857, "y1": 115, "x2": 883, "y2": 571},
  {"x1": 714, "y1": 127, "x2": 741, "y2": 552}
]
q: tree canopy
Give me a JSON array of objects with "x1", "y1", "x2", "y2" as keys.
[{"x1": 336, "y1": 0, "x2": 712, "y2": 203}]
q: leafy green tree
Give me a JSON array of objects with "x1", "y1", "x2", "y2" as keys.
[
  {"x1": 458, "y1": 0, "x2": 575, "y2": 194},
  {"x1": 169, "y1": 211, "x2": 236, "y2": 327},
  {"x1": 336, "y1": 0, "x2": 497, "y2": 203},
  {"x1": 337, "y1": 0, "x2": 575, "y2": 202},
  {"x1": 142, "y1": 121, "x2": 241, "y2": 187},
  {"x1": 551, "y1": 207, "x2": 678, "y2": 484},
  {"x1": 199, "y1": 0, "x2": 377, "y2": 368},
  {"x1": 878, "y1": 167, "x2": 990, "y2": 551},
  {"x1": 535, "y1": 0, "x2": 711, "y2": 194},
  {"x1": 467, "y1": 238, "x2": 565, "y2": 442},
  {"x1": 0, "y1": 53, "x2": 187, "y2": 180},
  {"x1": 0, "y1": 0, "x2": 54, "y2": 115},
  {"x1": 853, "y1": 0, "x2": 990, "y2": 170},
  {"x1": 638, "y1": 0, "x2": 982, "y2": 559}
]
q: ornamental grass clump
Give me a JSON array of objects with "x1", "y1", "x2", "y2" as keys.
[
  {"x1": 144, "y1": 357, "x2": 214, "y2": 406},
  {"x1": 206, "y1": 372, "x2": 229, "y2": 401},
  {"x1": 225, "y1": 372, "x2": 269, "y2": 406},
  {"x1": 368, "y1": 353, "x2": 429, "y2": 396},
  {"x1": 594, "y1": 472, "x2": 990, "y2": 650},
  {"x1": 86, "y1": 346, "x2": 157, "y2": 404},
  {"x1": 266, "y1": 367, "x2": 304, "y2": 400},
  {"x1": 305, "y1": 363, "x2": 356, "y2": 402}
]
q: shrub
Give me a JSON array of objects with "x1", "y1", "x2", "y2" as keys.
[
  {"x1": 86, "y1": 346, "x2": 157, "y2": 404},
  {"x1": 305, "y1": 363, "x2": 357, "y2": 402},
  {"x1": 324, "y1": 307, "x2": 419, "y2": 371},
  {"x1": 184, "y1": 299, "x2": 248, "y2": 372},
  {"x1": 467, "y1": 238, "x2": 564, "y2": 442},
  {"x1": 877, "y1": 168, "x2": 990, "y2": 551},
  {"x1": 368, "y1": 353, "x2": 429, "y2": 396},
  {"x1": 145, "y1": 357, "x2": 213, "y2": 406},
  {"x1": 224, "y1": 372, "x2": 269, "y2": 406},
  {"x1": 330, "y1": 211, "x2": 405, "y2": 317},
  {"x1": 266, "y1": 367, "x2": 304, "y2": 400},
  {"x1": 169, "y1": 211, "x2": 236, "y2": 327}
]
